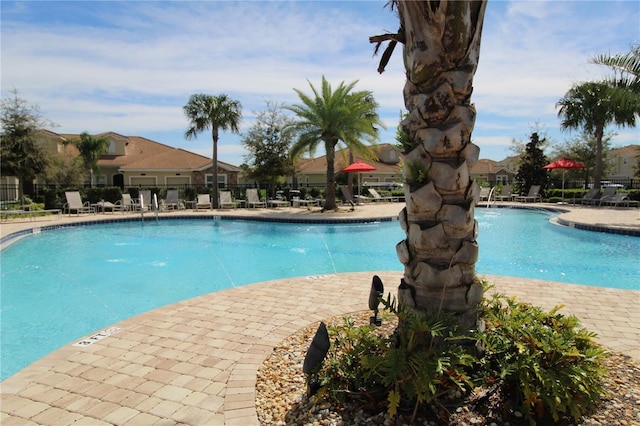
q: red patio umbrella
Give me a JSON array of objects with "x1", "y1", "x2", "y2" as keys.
[
  {"x1": 542, "y1": 158, "x2": 586, "y2": 200},
  {"x1": 342, "y1": 161, "x2": 376, "y2": 199}
]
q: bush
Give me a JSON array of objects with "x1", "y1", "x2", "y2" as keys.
[
  {"x1": 313, "y1": 297, "x2": 476, "y2": 422},
  {"x1": 478, "y1": 293, "x2": 608, "y2": 424},
  {"x1": 311, "y1": 290, "x2": 608, "y2": 425}
]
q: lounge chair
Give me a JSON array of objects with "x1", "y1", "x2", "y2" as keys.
[
  {"x1": 246, "y1": 188, "x2": 266, "y2": 208},
  {"x1": 113, "y1": 194, "x2": 135, "y2": 212},
  {"x1": 595, "y1": 187, "x2": 617, "y2": 206},
  {"x1": 162, "y1": 190, "x2": 183, "y2": 211},
  {"x1": 477, "y1": 187, "x2": 491, "y2": 202},
  {"x1": 368, "y1": 188, "x2": 398, "y2": 202},
  {"x1": 195, "y1": 194, "x2": 212, "y2": 210},
  {"x1": 218, "y1": 191, "x2": 238, "y2": 209},
  {"x1": 268, "y1": 199, "x2": 290, "y2": 208},
  {"x1": 579, "y1": 188, "x2": 601, "y2": 206},
  {"x1": 64, "y1": 191, "x2": 95, "y2": 215},
  {"x1": 138, "y1": 190, "x2": 152, "y2": 211},
  {"x1": 598, "y1": 192, "x2": 639, "y2": 208},
  {"x1": 495, "y1": 185, "x2": 512, "y2": 202},
  {"x1": 340, "y1": 187, "x2": 356, "y2": 205},
  {"x1": 513, "y1": 185, "x2": 541, "y2": 203}
]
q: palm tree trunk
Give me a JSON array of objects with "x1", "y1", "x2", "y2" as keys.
[
  {"x1": 324, "y1": 140, "x2": 338, "y2": 210},
  {"x1": 395, "y1": 1, "x2": 487, "y2": 330},
  {"x1": 593, "y1": 125, "x2": 604, "y2": 190},
  {"x1": 211, "y1": 128, "x2": 219, "y2": 209}
]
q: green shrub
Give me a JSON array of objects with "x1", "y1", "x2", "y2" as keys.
[
  {"x1": 478, "y1": 293, "x2": 608, "y2": 424},
  {"x1": 313, "y1": 297, "x2": 476, "y2": 421},
  {"x1": 312, "y1": 290, "x2": 608, "y2": 425}
]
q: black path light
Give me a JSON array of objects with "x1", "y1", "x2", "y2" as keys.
[
  {"x1": 369, "y1": 275, "x2": 384, "y2": 326},
  {"x1": 302, "y1": 322, "x2": 330, "y2": 396}
]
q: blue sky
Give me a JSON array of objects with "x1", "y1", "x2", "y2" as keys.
[{"x1": 2, "y1": 1, "x2": 639, "y2": 166}]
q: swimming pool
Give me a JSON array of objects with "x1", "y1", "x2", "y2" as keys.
[{"x1": 1, "y1": 209, "x2": 638, "y2": 380}]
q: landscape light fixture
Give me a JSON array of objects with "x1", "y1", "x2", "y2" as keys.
[
  {"x1": 302, "y1": 322, "x2": 330, "y2": 396},
  {"x1": 369, "y1": 275, "x2": 384, "y2": 326}
]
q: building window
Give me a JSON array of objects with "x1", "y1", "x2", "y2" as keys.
[{"x1": 206, "y1": 174, "x2": 228, "y2": 187}]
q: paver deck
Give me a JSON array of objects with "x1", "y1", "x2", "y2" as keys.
[{"x1": 1, "y1": 202, "x2": 638, "y2": 425}]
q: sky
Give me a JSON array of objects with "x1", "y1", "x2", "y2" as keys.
[{"x1": 2, "y1": 1, "x2": 639, "y2": 166}]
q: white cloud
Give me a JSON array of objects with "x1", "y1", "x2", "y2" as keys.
[{"x1": 2, "y1": 0, "x2": 637, "y2": 164}]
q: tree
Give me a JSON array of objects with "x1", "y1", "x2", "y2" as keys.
[
  {"x1": 371, "y1": 1, "x2": 488, "y2": 330},
  {"x1": 514, "y1": 132, "x2": 549, "y2": 195},
  {"x1": 184, "y1": 94, "x2": 242, "y2": 209},
  {"x1": 550, "y1": 131, "x2": 613, "y2": 187},
  {"x1": 66, "y1": 131, "x2": 110, "y2": 187},
  {"x1": 557, "y1": 81, "x2": 636, "y2": 190},
  {"x1": 508, "y1": 122, "x2": 552, "y2": 158},
  {"x1": 591, "y1": 45, "x2": 640, "y2": 111},
  {"x1": 0, "y1": 89, "x2": 50, "y2": 206},
  {"x1": 45, "y1": 153, "x2": 85, "y2": 187},
  {"x1": 240, "y1": 101, "x2": 296, "y2": 193},
  {"x1": 286, "y1": 76, "x2": 383, "y2": 211}
]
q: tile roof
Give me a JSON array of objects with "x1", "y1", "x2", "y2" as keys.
[
  {"x1": 296, "y1": 144, "x2": 401, "y2": 174},
  {"x1": 42, "y1": 130, "x2": 240, "y2": 172}
]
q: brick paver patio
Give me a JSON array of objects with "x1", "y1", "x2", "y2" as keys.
[{"x1": 1, "y1": 203, "x2": 638, "y2": 425}]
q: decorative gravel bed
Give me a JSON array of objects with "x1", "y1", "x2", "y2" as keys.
[{"x1": 256, "y1": 311, "x2": 640, "y2": 426}]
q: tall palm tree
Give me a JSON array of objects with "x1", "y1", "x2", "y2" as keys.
[
  {"x1": 286, "y1": 76, "x2": 383, "y2": 211},
  {"x1": 184, "y1": 94, "x2": 242, "y2": 209},
  {"x1": 371, "y1": 1, "x2": 488, "y2": 330},
  {"x1": 557, "y1": 81, "x2": 636, "y2": 190},
  {"x1": 592, "y1": 45, "x2": 640, "y2": 106},
  {"x1": 68, "y1": 132, "x2": 110, "y2": 187}
]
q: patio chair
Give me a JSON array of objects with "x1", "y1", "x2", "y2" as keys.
[
  {"x1": 495, "y1": 185, "x2": 512, "y2": 202},
  {"x1": 64, "y1": 191, "x2": 95, "y2": 215},
  {"x1": 113, "y1": 193, "x2": 136, "y2": 212},
  {"x1": 513, "y1": 185, "x2": 541, "y2": 203},
  {"x1": 598, "y1": 192, "x2": 639, "y2": 208},
  {"x1": 138, "y1": 190, "x2": 152, "y2": 211},
  {"x1": 246, "y1": 188, "x2": 266, "y2": 208},
  {"x1": 162, "y1": 190, "x2": 183, "y2": 211},
  {"x1": 579, "y1": 188, "x2": 601, "y2": 206},
  {"x1": 477, "y1": 187, "x2": 490, "y2": 202},
  {"x1": 195, "y1": 194, "x2": 212, "y2": 210},
  {"x1": 595, "y1": 187, "x2": 617, "y2": 206},
  {"x1": 218, "y1": 191, "x2": 238, "y2": 209},
  {"x1": 368, "y1": 188, "x2": 398, "y2": 202}
]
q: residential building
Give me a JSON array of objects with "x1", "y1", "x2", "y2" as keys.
[
  {"x1": 40, "y1": 130, "x2": 241, "y2": 188},
  {"x1": 293, "y1": 143, "x2": 403, "y2": 187},
  {"x1": 469, "y1": 159, "x2": 517, "y2": 186},
  {"x1": 607, "y1": 145, "x2": 639, "y2": 180}
]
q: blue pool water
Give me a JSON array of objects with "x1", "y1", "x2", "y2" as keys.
[{"x1": 1, "y1": 209, "x2": 638, "y2": 380}]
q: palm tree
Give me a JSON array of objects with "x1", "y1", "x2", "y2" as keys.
[
  {"x1": 68, "y1": 132, "x2": 110, "y2": 187},
  {"x1": 286, "y1": 76, "x2": 383, "y2": 211},
  {"x1": 370, "y1": 1, "x2": 488, "y2": 330},
  {"x1": 557, "y1": 81, "x2": 637, "y2": 190},
  {"x1": 591, "y1": 45, "x2": 640, "y2": 107},
  {"x1": 184, "y1": 94, "x2": 242, "y2": 209}
]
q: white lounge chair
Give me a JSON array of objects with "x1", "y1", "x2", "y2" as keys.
[
  {"x1": 138, "y1": 190, "x2": 152, "y2": 211},
  {"x1": 219, "y1": 191, "x2": 238, "y2": 209},
  {"x1": 162, "y1": 190, "x2": 183, "y2": 211},
  {"x1": 196, "y1": 194, "x2": 212, "y2": 210},
  {"x1": 246, "y1": 188, "x2": 266, "y2": 208},
  {"x1": 113, "y1": 194, "x2": 136, "y2": 212},
  {"x1": 64, "y1": 191, "x2": 95, "y2": 215}
]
